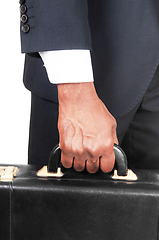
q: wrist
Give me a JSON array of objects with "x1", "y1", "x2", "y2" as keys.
[{"x1": 57, "y1": 82, "x2": 98, "y2": 106}]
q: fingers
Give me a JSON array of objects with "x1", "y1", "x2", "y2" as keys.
[
  {"x1": 61, "y1": 148, "x2": 86, "y2": 172},
  {"x1": 73, "y1": 155, "x2": 86, "y2": 172},
  {"x1": 60, "y1": 134, "x2": 116, "y2": 173},
  {"x1": 100, "y1": 152, "x2": 115, "y2": 173},
  {"x1": 61, "y1": 149, "x2": 73, "y2": 168},
  {"x1": 59, "y1": 118, "x2": 117, "y2": 173},
  {"x1": 60, "y1": 138, "x2": 116, "y2": 173},
  {"x1": 85, "y1": 140, "x2": 115, "y2": 173},
  {"x1": 86, "y1": 157, "x2": 99, "y2": 173},
  {"x1": 60, "y1": 125, "x2": 86, "y2": 171},
  {"x1": 59, "y1": 122, "x2": 75, "y2": 169}
]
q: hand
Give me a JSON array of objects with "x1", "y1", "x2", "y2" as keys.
[{"x1": 57, "y1": 82, "x2": 118, "y2": 173}]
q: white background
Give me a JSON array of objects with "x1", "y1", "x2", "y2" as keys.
[{"x1": 0, "y1": 1, "x2": 30, "y2": 164}]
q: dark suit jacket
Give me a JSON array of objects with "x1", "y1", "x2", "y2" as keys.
[{"x1": 21, "y1": 0, "x2": 159, "y2": 117}]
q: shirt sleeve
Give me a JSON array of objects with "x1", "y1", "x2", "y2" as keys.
[{"x1": 39, "y1": 50, "x2": 94, "y2": 84}]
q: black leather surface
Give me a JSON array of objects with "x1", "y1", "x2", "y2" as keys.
[
  {"x1": 1, "y1": 165, "x2": 159, "y2": 240},
  {"x1": 0, "y1": 182, "x2": 11, "y2": 240}
]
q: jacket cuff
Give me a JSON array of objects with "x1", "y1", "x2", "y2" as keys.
[{"x1": 20, "y1": 0, "x2": 91, "y2": 53}]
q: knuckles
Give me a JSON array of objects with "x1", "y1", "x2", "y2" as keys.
[
  {"x1": 72, "y1": 147, "x2": 84, "y2": 156},
  {"x1": 85, "y1": 139, "x2": 114, "y2": 158},
  {"x1": 59, "y1": 133, "x2": 116, "y2": 173}
]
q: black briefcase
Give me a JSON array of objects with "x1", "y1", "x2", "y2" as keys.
[{"x1": 1, "y1": 145, "x2": 159, "y2": 240}]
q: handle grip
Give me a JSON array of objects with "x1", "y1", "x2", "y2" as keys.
[{"x1": 47, "y1": 144, "x2": 128, "y2": 176}]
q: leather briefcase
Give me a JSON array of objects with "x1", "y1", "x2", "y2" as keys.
[{"x1": 1, "y1": 145, "x2": 159, "y2": 240}]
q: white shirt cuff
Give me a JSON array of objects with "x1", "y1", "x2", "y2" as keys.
[{"x1": 39, "y1": 50, "x2": 94, "y2": 84}]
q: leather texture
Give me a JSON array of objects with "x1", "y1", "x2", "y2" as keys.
[
  {"x1": 1, "y1": 165, "x2": 159, "y2": 240},
  {"x1": 0, "y1": 182, "x2": 11, "y2": 240}
]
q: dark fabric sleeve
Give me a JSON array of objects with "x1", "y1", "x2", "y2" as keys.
[{"x1": 20, "y1": 0, "x2": 91, "y2": 53}]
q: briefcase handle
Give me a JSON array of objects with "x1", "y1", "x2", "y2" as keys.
[{"x1": 47, "y1": 144, "x2": 128, "y2": 176}]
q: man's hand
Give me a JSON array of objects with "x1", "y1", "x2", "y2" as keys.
[{"x1": 57, "y1": 82, "x2": 118, "y2": 173}]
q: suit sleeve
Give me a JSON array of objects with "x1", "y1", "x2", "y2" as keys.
[{"x1": 20, "y1": 0, "x2": 92, "y2": 53}]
